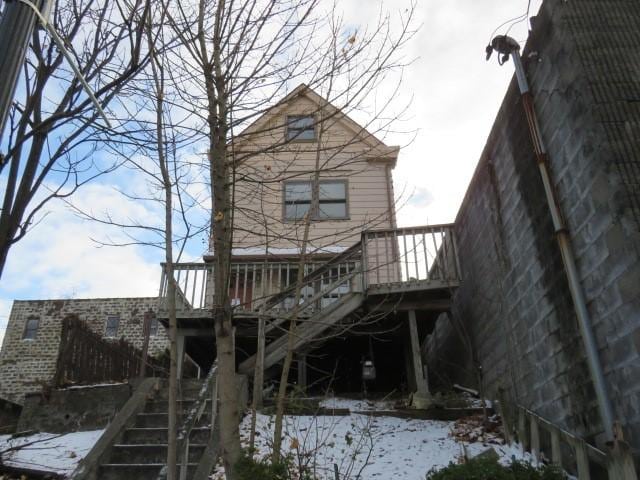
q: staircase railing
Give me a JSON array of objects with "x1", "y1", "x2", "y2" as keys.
[
  {"x1": 156, "y1": 363, "x2": 218, "y2": 480},
  {"x1": 499, "y1": 400, "x2": 637, "y2": 480}
]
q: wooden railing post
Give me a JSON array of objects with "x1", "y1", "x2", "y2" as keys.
[
  {"x1": 518, "y1": 408, "x2": 529, "y2": 452},
  {"x1": 530, "y1": 416, "x2": 540, "y2": 463},
  {"x1": 550, "y1": 428, "x2": 562, "y2": 467},
  {"x1": 360, "y1": 232, "x2": 368, "y2": 291},
  {"x1": 574, "y1": 439, "x2": 591, "y2": 480},
  {"x1": 608, "y1": 423, "x2": 638, "y2": 480}
]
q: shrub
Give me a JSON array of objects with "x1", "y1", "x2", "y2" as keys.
[
  {"x1": 425, "y1": 457, "x2": 565, "y2": 480},
  {"x1": 234, "y1": 451, "x2": 290, "y2": 480}
]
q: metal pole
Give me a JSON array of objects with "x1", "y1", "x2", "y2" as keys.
[
  {"x1": 0, "y1": 0, "x2": 46, "y2": 144},
  {"x1": 494, "y1": 38, "x2": 615, "y2": 440}
]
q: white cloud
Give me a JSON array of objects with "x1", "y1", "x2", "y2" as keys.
[{"x1": 0, "y1": 182, "x2": 162, "y2": 325}]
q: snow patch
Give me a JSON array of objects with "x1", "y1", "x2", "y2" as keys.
[
  {"x1": 319, "y1": 397, "x2": 395, "y2": 412},
  {"x1": 212, "y1": 399, "x2": 534, "y2": 479},
  {"x1": 0, "y1": 430, "x2": 103, "y2": 476}
]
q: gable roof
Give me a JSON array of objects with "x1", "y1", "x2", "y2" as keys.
[{"x1": 232, "y1": 83, "x2": 400, "y2": 163}]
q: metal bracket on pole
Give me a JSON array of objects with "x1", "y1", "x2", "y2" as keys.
[{"x1": 15, "y1": 0, "x2": 112, "y2": 128}]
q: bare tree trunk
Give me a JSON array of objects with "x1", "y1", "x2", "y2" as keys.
[
  {"x1": 147, "y1": 31, "x2": 178, "y2": 479},
  {"x1": 203, "y1": 0, "x2": 242, "y2": 474},
  {"x1": 272, "y1": 102, "x2": 328, "y2": 461}
]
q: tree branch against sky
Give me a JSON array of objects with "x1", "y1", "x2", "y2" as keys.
[
  {"x1": 0, "y1": 0, "x2": 150, "y2": 281},
  {"x1": 0, "y1": 0, "x2": 543, "y2": 351}
]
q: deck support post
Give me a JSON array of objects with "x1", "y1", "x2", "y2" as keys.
[
  {"x1": 408, "y1": 310, "x2": 432, "y2": 409},
  {"x1": 177, "y1": 332, "x2": 186, "y2": 380},
  {"x1": 253, "y1": 315, "x2": 266, "y2": 408},
  {"x1": 297, "y1": 353, "x2": 308, "y2": 392}
]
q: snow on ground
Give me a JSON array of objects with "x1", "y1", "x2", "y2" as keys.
[
  {"x1": 212, "y1": 398, "x2": 532, "y2": 480},
  {"x1": 0, "y1": 429, "x2": 103, "y2": 476},
  {"x1": 319, "y1": 397, "x2": 396, "y2": 412}
]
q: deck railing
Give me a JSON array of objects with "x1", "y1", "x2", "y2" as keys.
[
  {"x1": 362, "y1": 223, "x2": 460, "y2": 288},
  {"x1": 159, "y1": 224, "x2": 460, "y2": 314},
  {"x1": 159, "y1": 257, "x2": 360, "y2": 314}
]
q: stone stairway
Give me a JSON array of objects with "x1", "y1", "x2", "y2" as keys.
[{"x1": 98, "y1": 379, "x2": 212, "y2": 480}]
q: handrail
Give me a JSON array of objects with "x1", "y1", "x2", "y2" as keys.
[
  {"x1": 264, "y1": 268, "x2": 360, "y2": 335},
  {"x1": 70, "y1": 378, "x2": 160, "y2": 480},
  {"x1": 362, "y1": 222, "x2": 456, "y2": 236},
  {"x1": 156, "y1": 363, "x2": 218, "y2": 480},
  {"x1": 499, "y1": 399, "x2": 637, "y2": 480},
  {"x1": 260, "y1": 241, "x2": 363, "y2": 311}
]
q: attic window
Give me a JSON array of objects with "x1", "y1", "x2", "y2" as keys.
[
  {"x1": 286, "y1": 115, "x2": 315, "y2": 141},
  {"x1": 22, "y1": 317, "x2": 40, "y2": 340},
  {"x1": 105, "y1": 315, "x2": 120, "y2": 338}
]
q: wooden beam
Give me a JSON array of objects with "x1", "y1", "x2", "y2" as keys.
[
  {"x1": 297, "y1": 354, "x2": 308, "y2": 391},
  {"x1": 408, "y1": 310, "x2": 429, "y2": 395},
  {"x1": 368, "y1": 299, "x2": 451, "y2": 313}
]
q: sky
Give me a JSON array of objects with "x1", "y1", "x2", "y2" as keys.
[{"x1": 0, "y1": 0, "x2": 542, "y2": 343}]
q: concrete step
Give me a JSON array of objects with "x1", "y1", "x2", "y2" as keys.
[
  {"x1": 123, "y1": 427, "x2": 211, "y2": 444},
  {"x1": 134, "y1": 412, "x2": 211, "y2": 428},
  {"x1": 145, "y1": 398, "x2": 212, "y2": 413},
  {"x1": 110, "y1": 443, "x2": 207, "y2": 463},
  {"x1": 98, "y1": 463, "x2": 197, "y2": 480},
  {"x1": 153, "y1": 384, "x2": 207, "y2": 400}
]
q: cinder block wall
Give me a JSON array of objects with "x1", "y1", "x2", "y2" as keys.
[
  {"x1": 0, "y1": 298, "x2": 169, "y2": 404},
  {"x1": 425, "y1": 0, "x2": 640, "y2": 452}
]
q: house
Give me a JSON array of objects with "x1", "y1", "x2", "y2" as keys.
[
  {"x1": 159, "y1": 84, "x2": 461, "y2": 404},
  {"x1": 0, "y1": 298, "x2": 169, "y2": 403},
  {"x1": 0, "y1": 85, "x2": 461, "y2": 408}
]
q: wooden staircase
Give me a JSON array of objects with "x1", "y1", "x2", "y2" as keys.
[{"x1": 238, "y1": 292, "x2": 365, "y2": 375}]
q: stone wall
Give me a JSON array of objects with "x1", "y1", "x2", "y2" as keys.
[
  {"x1": 425, "y1": 0, "x2": 640, "y2": 454},
  {"x1": 0, "y1": 298, "x2": 169, "y2": 404},
  {"x1": 18, "y1": 383, "x2": 133, "y2": 433}
]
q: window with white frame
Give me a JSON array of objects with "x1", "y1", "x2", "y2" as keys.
[
  {"x1": 286, "y1": 115, "x2": 315, "y2": 141},
  {"x1": 105, "y1": 315, "x2": 120, "y2": 338},
  {"x1": 22, "y1": 317, "x2": 39, "y2": 340},
  {"x1": 284, "y1": 180, "x2": 348, "y2": 221}
]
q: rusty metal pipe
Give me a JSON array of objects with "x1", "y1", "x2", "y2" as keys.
[{"x1": 498, "y1": 40, "x2": 615, "y2": 440}]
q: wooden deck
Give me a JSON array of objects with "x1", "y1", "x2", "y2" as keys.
[{"x1": 157, "y1": 224, "x2": 461, "y2": 356}]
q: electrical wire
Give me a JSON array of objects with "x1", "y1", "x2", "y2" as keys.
[
  {"x1": 487, "y1": 0, "x2": 533, "y2": 44},
  {"x1": 504, "y1": 0, "x2": 532, "y2": 37}
]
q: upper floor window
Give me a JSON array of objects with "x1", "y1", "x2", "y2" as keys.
[
  {"x1": 286, "y1": 115, "x2": 315, "y2": 141},
  {"x1": 22, "y1": 317, "x2": 39, "y2": 340},
  {"x1": 149, "y1": 317, "x2": 159, "y2": 337},
  {"x1": 105, "y1": 315, "x2": 120, "y2": 338},
  {"x1": 284, "y1": 180, "x2": 348, "y2": 221}
]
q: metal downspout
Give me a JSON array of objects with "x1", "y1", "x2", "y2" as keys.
[{"x1": 497, "y1": 40, "x2": 615, "y2": 440}]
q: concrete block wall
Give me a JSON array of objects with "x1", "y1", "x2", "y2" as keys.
[
  {"x1": 0, "y1": 298, "x2": 169, "y2": 404},
  {"x1": 425, "y1": 0, "x2": 640, "y2": 453}
]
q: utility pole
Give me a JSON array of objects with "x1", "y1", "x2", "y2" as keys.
[
  {"x1": 487, "y1": 35, "x2": 616, "y2": 441},
  {"x1": 0, "y1": 0, "x2": 47, "y2": 144}
]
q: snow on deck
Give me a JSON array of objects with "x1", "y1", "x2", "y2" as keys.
[{"x1": 0, "y1": 430, "x2": 103, "y2": 476}]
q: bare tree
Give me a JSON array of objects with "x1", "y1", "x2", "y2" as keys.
[
  {"x1": 0, "y1": 0, "x2": 151, "y2": 280},
  {"x1": 97, "y1": 0, "x2": 417, "y2": 476}
]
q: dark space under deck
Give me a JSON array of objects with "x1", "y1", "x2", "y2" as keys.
[{"x1": 165, "y1": 284, "x2": 453, "y2": 395}]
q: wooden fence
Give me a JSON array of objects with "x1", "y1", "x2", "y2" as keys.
[{"x1": 53, "y1": 315, "x2": 168, "y2": 387}]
